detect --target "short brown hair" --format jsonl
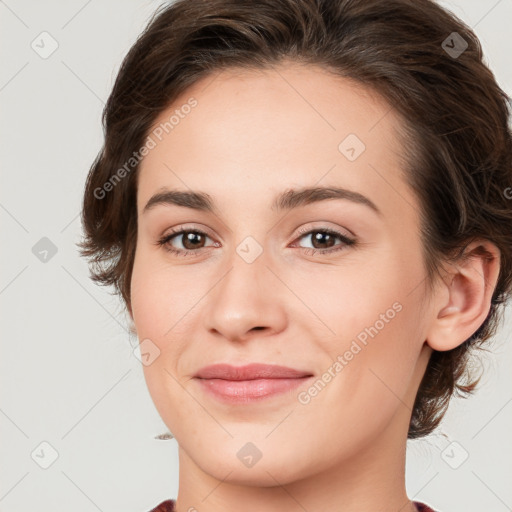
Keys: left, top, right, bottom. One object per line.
{"left": 78, "top": 0, "right": 512, "bottom": 438}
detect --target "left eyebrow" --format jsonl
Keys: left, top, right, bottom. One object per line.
{"left": 142, "top": 186, "right": 382, "bottom": 217}
{"left": 271, "top": 186, "right": 382, "bottom": 217}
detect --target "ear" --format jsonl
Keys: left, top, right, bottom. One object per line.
{"left": 426, "top": 239, "right": 501, "bottom": 352}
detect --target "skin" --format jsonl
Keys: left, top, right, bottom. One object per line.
{"left": 129, "top": 61, "right": 500, "bottom": 512}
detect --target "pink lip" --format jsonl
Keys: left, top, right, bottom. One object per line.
{"left": 194, "top": 363, "right": 314, "bottom": 404}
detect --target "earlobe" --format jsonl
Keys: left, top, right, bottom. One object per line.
{"left": 426, "top": 240, "right": 500, "bottom": 352}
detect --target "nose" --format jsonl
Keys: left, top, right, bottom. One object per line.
{"left": 202, "top": 249, "right": 288, "bottom": 343}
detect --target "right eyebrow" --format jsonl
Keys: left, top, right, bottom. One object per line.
{"left": 142, "top": 189, "right": 218, "bottom": 215}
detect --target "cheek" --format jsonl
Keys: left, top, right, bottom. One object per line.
{"left": 291, "top": 289, "right": 422, "bottom": 463}
{"left": 130, "top": 251, "right": 199, "bottom": 429}
{"left": 289, "top": 248, "right": 415, "bottom": 344}
{"left": 130, "top": 246, "right": 197, "bottom": 340}
{"left": 129, "top": 246, "right": 212, "bottom": 401}
{"left": 295, "top": 248, "right": 424, "bottom": 402}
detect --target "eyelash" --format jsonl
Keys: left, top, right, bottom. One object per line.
{"left": 156, "top": 225, "right": 356, "bottom": 257}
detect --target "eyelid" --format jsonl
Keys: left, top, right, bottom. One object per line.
{"left": 157, "top": 222, "right": 356, "bottom": 257}
{"left": 161, "top": 223, "right": 217, "bottom": 241}
{"left": 292, "top": 222, "right": 354, "bottom": 240}
{"left": 297, "top": 221, "right": 356, "bottom": 237}
{"left": 155, "top": 224, "right": 218, "bottom": 255}
{"left": 289, "top": 225, "right": 356, "bottom": 253}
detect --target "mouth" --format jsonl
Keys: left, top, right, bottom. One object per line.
{"left": 194, "top": 363, "right": 314, "bottom": 404}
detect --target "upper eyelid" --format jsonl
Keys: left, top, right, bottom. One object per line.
{"left": 165, "top": 224, "right": 215, "bottom": 238}
{"left": 295, "top": 223, "right": 354, "bottom": 238}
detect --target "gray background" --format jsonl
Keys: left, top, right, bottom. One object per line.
{"left": 0, "top": 1, "right": 511, "bottom": 511}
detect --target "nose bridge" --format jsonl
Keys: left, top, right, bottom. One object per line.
{"left": 202, "top": 238, "right": 287, "bottom": 340}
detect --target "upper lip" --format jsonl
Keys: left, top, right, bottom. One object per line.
{"left": 195, "top": 363, "right": 313, "bottom": 380}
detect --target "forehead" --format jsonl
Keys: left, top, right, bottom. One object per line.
{"left": 137, "top": 62, "right": 416, "bottom": 221}
{"left": 144, "top": 62, "right": 402, "bottom": 149}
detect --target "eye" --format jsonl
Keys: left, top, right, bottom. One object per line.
{"left": 156, "top": 226, "right": 217, "bottom": 257}
{"left": 291, "top": 227, "right": 356, "bottom": 256}
{"left": 156, "top": 225, "right": 356, "bottom": 257}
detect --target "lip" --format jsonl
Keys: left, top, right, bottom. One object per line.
{"left": 194, "top": 363, "right": 314, "bottom": 404}
{"left": 195, "top": 363, "right": 312, "bottom": 380}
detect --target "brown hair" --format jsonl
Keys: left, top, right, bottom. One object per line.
{"left": 78, "top": 0, "right": 512, "bottom": 438}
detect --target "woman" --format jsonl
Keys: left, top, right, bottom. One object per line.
{"left": 78, "top": 0, "right": 512, "bottom": 511}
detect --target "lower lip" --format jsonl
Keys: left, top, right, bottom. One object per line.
{"left": 195, "top": 377, "right": 313, "bottom": 404}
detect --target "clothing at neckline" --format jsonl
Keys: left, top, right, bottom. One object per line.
{"left": 148, "top": 498, "right": 439, "bottom": 511}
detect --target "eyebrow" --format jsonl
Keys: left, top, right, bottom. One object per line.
{"left": 142, "top": 186, "right": 381, "bottom": 217}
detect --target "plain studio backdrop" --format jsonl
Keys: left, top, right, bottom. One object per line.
{"left": 0, "top": 1, "right": 511, "bottom": 511}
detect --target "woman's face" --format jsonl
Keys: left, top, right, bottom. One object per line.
{"left": 130, "top": 62, "right": 435, "bottom": 484}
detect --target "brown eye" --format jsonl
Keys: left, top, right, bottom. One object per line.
{"left": 307, "top": 231, "right": 338, "bottom": 250}
{"left": 157, "top": 228, "right": 216, "bottom": 256}
{"left": 178, "top": 231, "right": 207, "bottom": 250}
{"left": 293, "top": 227, "right": 356, "bottom": 256}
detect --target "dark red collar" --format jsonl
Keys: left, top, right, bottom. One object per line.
{"left": 148, "top": 499, "right": 437, "bottom": 512}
